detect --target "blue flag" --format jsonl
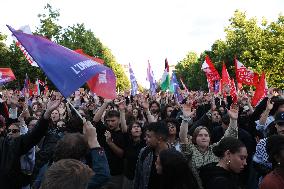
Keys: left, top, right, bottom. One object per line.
{"left": 129, "top": 63, "right": 138, "bottom": 96}
{"left": 170, "top": 72, "right": 183, "bottom": 102}
{"left": 146, "top": 61, "right": 157, "bottom": 96}
{"left": 8, "top": 25, "right": 111, "bottom": 98}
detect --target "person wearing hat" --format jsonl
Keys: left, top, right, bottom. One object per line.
{"left": 253, "top": 111, "right": 284, "bottom": 186}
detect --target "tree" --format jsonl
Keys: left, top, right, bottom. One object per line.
{"left": 210, "top": 10, "right": 284, "bottom": 88}
{"left": 0, "top": 32, "right": 9, "bottom": 67}
{"left": 36, "top": 3, "right": 62, "bottom": 41}
{"left": 177, "top": 10, "right": 284, "bottom": 90}
{"left": 175, "top": 52, "right": 207, "bottom": 90}
{"left": 2, "top": 3, "right": 130, "bottom": 91}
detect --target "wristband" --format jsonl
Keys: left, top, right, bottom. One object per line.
{"left": 180, "top": 115, "right": 192, "bottom": 124}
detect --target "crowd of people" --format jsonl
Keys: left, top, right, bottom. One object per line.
{"left": 0, "top": 87, "right": 284, "bottom": 189}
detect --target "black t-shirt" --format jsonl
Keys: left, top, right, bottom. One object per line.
{"left": 123, "top": 136, "right": 146, "bottom": 180}
{"left": 95, "top": 121, "right": 126, "bottom": 176}
{"left": 148, "top": 154, "right": 161, "bottom": 189}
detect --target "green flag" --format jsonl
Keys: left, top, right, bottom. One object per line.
{"left": 160, "top": 58, "right": 170, "bottom": 91}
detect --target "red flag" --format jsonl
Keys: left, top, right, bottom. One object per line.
{"left": 251, "top": 72, "right": 267, "bottom": 107}
{"left": 0, "top": 68, "right": 16, "bottom": 85}
{"left": 75, "top": 50, "right": 116, "bottom": 99}
{"left": 33, "top": 79, "right": 40, "bottom": 96}
{"left": 235, "top": 58, "right": 258, "bottom": 86}
{"left": 230, "top": 79, "right": 238, "bottom": 104}
{"left": 87, "top": 69, "right": 117, "bottom": 99}
{"left": 44, "top": 85, "right": 49, "bottom": 95}
{"left": 221, "top": 62, "right": 231, "bottom": 96}
{"left": 201, "top": 55, "right": 220, "bottom": 92}
{"left": 74, "top": 49, "right": 104, "bottom": 64}
{"left": 222, "top": 63, "right": 230, "bottom": 86}
{"left": 180, "top": 77, "right": 189, "bottom": 93}
{"left": 237, "top": 82, "right": 243, "bottom": 92}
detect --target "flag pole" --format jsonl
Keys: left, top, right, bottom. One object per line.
{"left": 65, "top": 100, "right": 84, "bottom": 121}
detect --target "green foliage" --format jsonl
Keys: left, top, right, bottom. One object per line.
{"left": 36, "top": 3, "right": 62, "bottom": 41}
{"left": 175, "top": 52, "right": 207, "bottom": 90}
{"left": 137, "top": 83, "right": 145, "bottom": 93}
{"left": 176, "top": 10, "right": 284, "bottom": 90}
{"left": 0, "top": 3, "right": 130, "bottom": 91}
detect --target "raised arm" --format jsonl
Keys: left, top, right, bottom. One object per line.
{"left": 117, "top": 101, "right": 128, "bottom": 133}
{"left": 142, "top": 99, "right": 155, "bottom": 123}
{"left": 83, "top": 121, "right": 110, "bottom": 188}
{"left": 93, "top": 99, "right": 112, "bottom": 123}
{"left": 188, "top": 100, "right": 214, "bottom": 135}
{"left": 212, "top": 105, "right": 239, "bottom": 147}
{"left": 179, "top": 104, "right": 195, "bottom": 144}
{"left": 18, "top": 98, "right": 62, "bottom": 155}
{"left": 259, "top": 98, "right": 273, "bottom": 126}
{"left": 225, "top": 105, "right": 238, "bottom": 136}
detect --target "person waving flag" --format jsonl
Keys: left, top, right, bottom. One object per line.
{"left": 8, "top": 25, "right": 116, "bottom": 98}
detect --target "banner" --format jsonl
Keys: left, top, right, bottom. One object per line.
{"left": 8, "top": 25, "right": 113, "bottom": 98}
{"left": 0, "top": 68, "right": 16, "bottom": 85}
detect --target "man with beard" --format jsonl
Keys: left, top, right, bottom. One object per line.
{"left": 133, "top": 121, "right": 169, "bottom": 189}
{"left": 149, "top": 101, "right": 161, "bottom": 122}
{"left": 93, "top": 99, "right": 126, "bottom": 189}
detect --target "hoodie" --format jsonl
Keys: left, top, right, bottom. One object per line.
{"left": 199, "top": 163, "right": 241, "bottom": 189}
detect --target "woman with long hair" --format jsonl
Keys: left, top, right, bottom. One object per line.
{"left": 155, "top": 148, "right": 198, "bottom": 189}
{"left": 122, "top": 122, "right": 146, "bottom": 189}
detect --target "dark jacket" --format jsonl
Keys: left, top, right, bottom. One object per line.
{"left": 87, "top": 148, "right": 111, "bottom": 188}
{"left": 133, "top": 146, "right": 154, "bottom": 189}
{"left": 199, "top": 162, "right": 241, "bottom": 189}
{"left": 33, "top": 126, "right": 63, "bottom": 179}
{"left": 211, "top": 126, "right": 256, "bottom": 187}
{"left": 0, "top": 117, "right": 49, "bottom": 189}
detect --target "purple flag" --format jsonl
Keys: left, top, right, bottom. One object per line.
{"left": 146, "top": 60, "right": 156, "bottom": 96}
{"left": 8, "top": 25, "right": 112, "bottom": 98}
{"left": 129, "top": 63, "right": 138, "bottom": 96}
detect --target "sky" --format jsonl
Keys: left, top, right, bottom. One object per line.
{"left": 0, "top": 0, "right": 283, "bottom": 87}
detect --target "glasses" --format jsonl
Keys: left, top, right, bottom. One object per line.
{"left": 8, "top": 129, "right": 20, "bottom": 133}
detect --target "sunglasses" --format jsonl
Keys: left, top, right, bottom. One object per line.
{"left": 8, "top": 129, "right": 20, "bottom": 133}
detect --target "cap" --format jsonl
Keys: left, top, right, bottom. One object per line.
{"left": 275, "top": 111, "right": 284, "bottom": 124}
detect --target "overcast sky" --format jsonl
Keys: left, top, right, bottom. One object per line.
{"left": 0, "top": 0, "right": 283, "bottom": 87}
